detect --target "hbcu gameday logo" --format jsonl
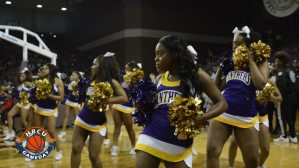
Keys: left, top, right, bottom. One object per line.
{"left": 15, "top": 127, "right": 56, "bottom": 160}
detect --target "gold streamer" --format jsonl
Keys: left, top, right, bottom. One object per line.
{"left": 168, "top": 95, "right": 205, "bottom": 140}
{"left": 250, "top": 40, "right": 271, "bottom": 63}
{"left": 72, "top": 82, "right": 78, "bottom": 95}
{"left": 256, "top": 83, "right": 275, "bottom": 105}
{"left": 35, "top": 79, "right": 53, "bottom": 100}
{"left": 19, "top": 91, "right": 29, "bottom": 106}
{"left": 123, "top": 68, "right": 144, "bottom": 86}
{"left": 87, "top": 82, "right": 114, "bottom": 112}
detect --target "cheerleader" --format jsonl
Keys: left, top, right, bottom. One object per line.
{"left": 71, "top": 52, "right": 128, "bottom": 168}
{"left": 110, "top": 61, "right": 138, "bottom": 156}
{"left": 58, "top": 71, "right": 84, "bottom": 138}
{"left": 4, "top": 68, "right": 32, "bottom": 140}
{"left": 27, "top": 67, "right": 44, "bottom": 130}
{"left": 33, "top": 64, "right": 64, "bottom": 160}
{"left": 134, "top": 35, "right": 227, "bottom": 168}
{"left": 210, "top": 26, "right": 269, "bottom": 168}
{"left": 228, "top": 78, "right": 282, "bottom": 168}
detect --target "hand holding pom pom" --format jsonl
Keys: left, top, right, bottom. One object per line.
{"left": 88, "top": 82, "right": 113, "bottom": 112}
{"left": 220, "top": 51, "right": 234, "bottom": 76}
{"left": 19, "top": 91, "right": 29, "bottom": 106}
{"left": 72, "top": 82, "right": 78, "bottom": 96}
{"left": 168, "top": 95, "right": 206, "bottom": 140}
{"left": 249, "top": 40, "right": 271, "bottom": 63}
{"left": 123, "top": 68, "right": 144, "bottom": 86}
{"left": 233, "top": 45, "right": 249, "bottom": 69}
{"left": 256, "top": 83, "right": 275, "bottom": 105}
{"left": 35, "top": 79, "right": 53, "bottom": 100}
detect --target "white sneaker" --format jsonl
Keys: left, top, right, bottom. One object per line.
{"left": 58, "top": 131, "right": 66, "bottom": 138}
{"left": 191, "top": 147, "right": 198, "bottom": 156}
{"left": 4, "top": 133, "right": 15, "bottom": 141}
{"left": 110, "top": 146, "right": 118, "bottom": 156}
{"left": 24, "top": 158, "right": 32, "bottom": 162}
{"left": 258, "top": 165, "right": 267, "bottom": 168}
{"left": 129, "top": 146, "right": 136, "bottom": 155}
{"left": 103, "top": 139, "right": 110, "bottom": 145}
{"left": 55, "top": 151, "right": 63, "bottom": 160}
{"left": 290, "top": 137, "right": 298, "bottom": 143}
{"left": 3, "top": 129, "right": 8, "bottom": 134}
{"left": 4, "top": 129, "right": 14, "bottom": 135}
{"left": 273, "top": 136, "right": 289, "bottom": 143}
{"left": 85, "top": 135, "right": 90, "bottom": 144}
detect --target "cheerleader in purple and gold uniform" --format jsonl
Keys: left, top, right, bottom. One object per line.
{"left": 111, "top": 61, "right": 139, "bottom": 156}
{"left": 134, "top": 35, "right": 227, "bottom": 168}
{"left": 228, "top": 78, "right": 282, "bottom": 168}
{"left": 209, "top": 26, "right": 269, "bottom": 168}
{"left": 4, "top": 68, "right": 32, "bottom": 141}
{"left": 58, "top": 71, "right": 84, "bottom": 138}
{"left": 34, "top": 64, "right": 64, "bottom": 160}
{"left": 71, "top": 52, "right": 128, "bottom": 168}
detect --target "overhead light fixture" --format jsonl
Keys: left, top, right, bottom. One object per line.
{"left": 37, "top": 5, "right": 42, "bottom": 8}
{"left": 41, "top": 34, "right": 43, "bottom": 36}
{"left": 61, "top": 7, "right": 67, "bottom": 11}
{"left": 6, "top": 1, "right": 11, "bottom": 4}
{"left": 54, "top": 35, "right": 56, "bottom": 37}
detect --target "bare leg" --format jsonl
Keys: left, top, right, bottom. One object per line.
{"left": 112, "top": 108, "right": 122, "bottom": 146}
{"left": 71, "top": 125, "right": 89, "bottom": 168}
{"left": 122, "top": 112, "right": 135, "bottom": 146}
{"left": 20, "top": 108, "right": 29, "bottom": 129}
{"left": 47, "top": 115, "right": 60, "bottom": 152}
{"left": 206, "top": 120, "right": 232, "bottom": 168}
{"left": 88, "top": 130, "right": 105, "bottom": 168}
{"left": 26, "top": 106, "right": 34, "bottom": 130}
{"left": 135, "top": 151, "right": 161, "bottom": 168}
{"left": 164, "top": 160, "right": 188, "bottom": 168}
{"left": 258, "top": 124, "right": 270, "bottom": 167}
{"left": 62, "top": 105, "right": 71, "bottom": 132}
{"left": 234, "top": 126, "right": 259, "bottom": 168}
{"left": 33, "top": 112, "right": 45, "bottom": 127}
{"left": 7, "top": 105, "right": 21, "bottom": 133}
{"left": 228, "top": 133, "right": 239, "bottom": 167}
{"left": 72, "top": 106, "right": 79, "bottom": 118}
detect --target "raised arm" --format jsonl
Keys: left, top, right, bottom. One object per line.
{"left": 214, "top": 67, "right": 226, "bottom": 92}
{"left": 248, "top": 51, "right": 269, "bottom": 90}
{"left": 47, "top": 79, "right": 64, "bottom": 102}
{"left": 195, "top": 69, "right": 228, "bottom": 126}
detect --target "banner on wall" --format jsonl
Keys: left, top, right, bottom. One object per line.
{"left": 263, "top": 0, "right": 299, "bottom": 17}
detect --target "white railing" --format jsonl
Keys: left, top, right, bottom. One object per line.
{"left": 0, "top": 25, "right": 57, "bottom": 65}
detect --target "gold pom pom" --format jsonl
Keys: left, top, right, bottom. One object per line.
{"left": 256, "top": 83, "right": 275, "bottom": 105}
{"left": 123, "top": 68, "right": 144, "bottom": 86}
{"left": 88, "top": 82, "right": 114, "bottom": 112}
{"left": 35, "top": 79, "right": 53, "bottom": 100}
{"left": 168, "top": 95, "right": 205, "bottom": 140}
{"left": 233, "top": 45, "right": 249, "bottom": 69}
{"left": 250, "top": 40, "right": 271, "bottom": 63}
{"left": 72, "top": 82, "right": 78, "bottom": 96}
{"left": 19, "top": 91, "right": 29, "bottom": 106}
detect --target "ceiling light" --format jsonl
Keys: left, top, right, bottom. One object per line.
{"left": 41, "top": 34, "right": 43, "bottom": 36}
{"left": 54, "top": 35, "right": 56, "bottom": 37}
{"left": 6, "top": 1, "right": 11, "bottom": 4}
{"left": 37, "top": 5, "right": 42, "bottom": 8}
{"left": 61, "top": 7, "right": 67, "bottom": 11}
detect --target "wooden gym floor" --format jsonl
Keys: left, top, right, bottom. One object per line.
{"left": 0, "top": 111, "right": 298, "bottom": 168}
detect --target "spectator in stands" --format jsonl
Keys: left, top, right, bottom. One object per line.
{"left": 292, "top": 58, "right": 299, "bottom": 125}
{"left": 28, "top": 62, "right": 35, "bottom": 73}
{"left": 206, "top": 67, "right": 216, "bottom": 80}
{"left": 0, "top": 94, "right": 14, "bottom": 124}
